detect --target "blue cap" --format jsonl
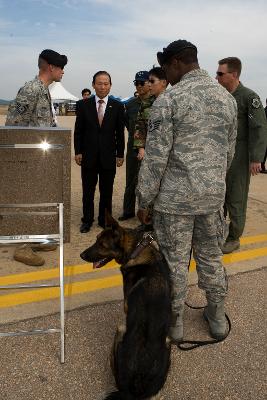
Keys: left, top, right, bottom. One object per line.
{"left": 134, "top": 71, "right": 149, "bottom": 82}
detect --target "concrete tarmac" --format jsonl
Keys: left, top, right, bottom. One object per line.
{"left": 0, "top": 267, "right": 266, "bottom": 400}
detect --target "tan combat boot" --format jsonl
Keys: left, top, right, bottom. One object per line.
{"left": 31, "top": 243, "right": 58, "bottom": 252}
{"left": 14, "top": 244, "right": 45, "bottom": 266}
{"left": 169, "top": 305, "right": 184, "bottom": 342}
{"left": 203, "top": 299, "right": 227, "bottom": 340}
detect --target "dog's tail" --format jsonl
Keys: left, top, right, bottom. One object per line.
{"left": 104, "top": 391, "right": 135, "bottom": 400}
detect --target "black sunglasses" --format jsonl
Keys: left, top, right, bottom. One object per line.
{"left": 134, "top": 81, "right": 147, "bottom": 86}
{"left": 216, "top": 71, "right": 230, "bottom": 76}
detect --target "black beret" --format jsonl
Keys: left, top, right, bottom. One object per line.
{"left": 39, "top": 49, "right": 68, "bottom": 68}
{"left": 157, "top": 40, "right": 197, "bottom": 66}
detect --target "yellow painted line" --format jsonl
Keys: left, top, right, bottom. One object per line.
{"left": 0, "top": 235, "right": 267, "bottom": 286}
{"left": 240, "top": 234, "right": 267, "bottom": 245}
{"left": 0, "top": 275, "right": 122, "bottom": 308}
{"left": 0, "top": 234, "right": 266, "bottom": 286}
{"left": 0, "top": 247, "right": 266, "bottom": 309}
{"left": 223, "top": 246, "right": 267, "bottom": 264}
{"left": 188, "top": 246, "right": 267, "bottom": 271}
{"left": 0, "top": 259, "right": 119, "bottom": 286}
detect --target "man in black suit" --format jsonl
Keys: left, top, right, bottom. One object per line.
{"left": 75, "top": 88, "right": 91, "bottom": 115}
{"left": 74, "top": 71, "right": 125, "bottom": 233}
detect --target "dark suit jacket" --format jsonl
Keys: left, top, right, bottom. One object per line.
{"left": 75, "top": 99, "right": 83, "bottom": 115}
{"left": 74, "top": 96, "right": 125, "bottom": 169}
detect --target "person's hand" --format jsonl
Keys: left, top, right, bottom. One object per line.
{"left": 137, "top": 208, "right": 152, "bottom": 225}
{"left": 250, "top": 162, "right": 261, "bottom": 176}
{"left": 75, "top": 154, "right": 82, "bottom": 166}
{"left": 116, "top": 157, "right": 124, "bottom": 167}
{"left": 137, "top": 148, "right": 145, "bottom": 161}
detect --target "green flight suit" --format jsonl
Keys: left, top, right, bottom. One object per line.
{"left": 122, "top": 97, "right": 141, "bottom": 215}
{"left": 225, "top": 83, "right": 267, "bottom": 241}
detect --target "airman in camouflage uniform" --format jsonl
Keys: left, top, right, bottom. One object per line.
{"left": 133, "top": 95, "right": 155, "bottom": 150}
{"left": 5, "top": 49, "right": 68, "bottom": 267}
{"left": 6, "top": 49, "right": 67, "bottom": 127}
{"left": 216, "top": 57, "right": 267, "bottom": 253}
{"left": 6, "top": 76, "right": 56, "bottom": 127}
{"left": 137, "top": 40, "right": 237, "bottom": 341}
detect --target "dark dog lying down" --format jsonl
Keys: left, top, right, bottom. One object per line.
{"left": 80, "top": 214, "right": 172, "bottom": 399}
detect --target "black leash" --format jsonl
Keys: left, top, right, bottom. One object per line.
{"left": 172, "top": 246, "right": 232, "bottom": 351}
{"left": 173, "top": 309, "right": 231, "bottom": 351}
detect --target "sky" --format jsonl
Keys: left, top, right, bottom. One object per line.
{"left": 0, "top": 0, "right": 267, "bottom": 102}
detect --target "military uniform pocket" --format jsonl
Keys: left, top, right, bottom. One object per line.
{"left": 216, "top": 208, "right": 226, "bottom": 250}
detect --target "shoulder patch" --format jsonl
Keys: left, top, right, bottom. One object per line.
{"left": 16, "top": 103, "right": 29, "bottom": 114}
{"left": 148, "top": 118, "right": 161, "bottom": 133}
{"left": 251, "top": 98, "right": 260, "bottom": 109}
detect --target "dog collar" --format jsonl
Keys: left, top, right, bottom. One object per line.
{"left": 129, "top": 232, "right": 155, "bottom": 260}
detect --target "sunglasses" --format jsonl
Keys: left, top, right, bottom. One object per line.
{"left": 216, "top": 71, "right": 230, "bottom": 76}
{"left": 134, "top": 81, "right": 147, "bottom": 87}
{"left": 149, "top": 79, "right": 160, "bottom": 84}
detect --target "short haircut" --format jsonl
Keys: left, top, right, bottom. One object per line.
{"left": 218, "top": 57, "right": 242, "bottom": 77}
{"left": 148, "top": 66, "right": 167, "bottom": 80}
{"left": 173, "top": 48, "right": 198, "bottom": 65}
{"left": 38, "top": 57, "right": 48, "bottom": 69}
{"left": 82, "top": 88, "right": 91, "bottom": 96}
{"left": 92, "top": 71, "right": 112, "bottom": 84}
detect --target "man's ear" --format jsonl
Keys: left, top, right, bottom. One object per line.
{"left": 105, "top": 209, "right": 119, "bottom": 229}
{"left": 232, "top": 71, "right": 239, "bottom": 79}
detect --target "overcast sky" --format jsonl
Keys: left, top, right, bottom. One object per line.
{"left": 0, "top": 0, "right": 266, "bottom": 102}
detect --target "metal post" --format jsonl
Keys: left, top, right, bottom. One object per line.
{"left": 59, "top": 202, "right": 65, "bottom": 363}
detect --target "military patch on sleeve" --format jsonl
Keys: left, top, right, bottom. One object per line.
{"left": 251, "top": 98, "right": 260, "bottom": 109}
{"left": 148, "top": 118, "right": 161, "bottom": 133}
{"left": 16, "top": 103, "right": 29, "bottom": 114}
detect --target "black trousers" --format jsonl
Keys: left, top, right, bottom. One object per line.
{"left": 261, "top": 147, "right": 267, "bottom": 170}
{"left": 122, "top": 138, "right": 140, "bottom": 215}
{"left": 81, "top": 164, "right": 116, "bottom": 225}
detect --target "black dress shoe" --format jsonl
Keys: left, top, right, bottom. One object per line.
{"left": 98, "top": 222, "right": 105, "bottom": 229}
{"left": 118, "top": 213, "right": 135, "bottom": 221}
{"left": 80, "top": 223, "right": 91, "bottom": 233}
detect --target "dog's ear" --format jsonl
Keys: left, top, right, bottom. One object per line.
{"left": 105, "top": 209, "right": 119, "bottom": 229}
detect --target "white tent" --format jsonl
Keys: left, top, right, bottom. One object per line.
{"left": 49, "top": 82, "right": 78, "bottom": 102}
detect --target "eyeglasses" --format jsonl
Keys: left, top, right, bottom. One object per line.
{"left": 149, "top": 79, "right": 160, "bottom": 84}
{"left": 134, "top": 81, "right": 147, "bottom": 87}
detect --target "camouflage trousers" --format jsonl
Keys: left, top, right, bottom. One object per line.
{"left": 153, "top": 210, "right": 227, "bottom": 313}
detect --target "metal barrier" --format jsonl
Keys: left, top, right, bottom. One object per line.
{"left": 0, "top": 203, "right": 65, "bottom": 363}
{"left": 0, "top": 133, "right": 70, "bottom": 364}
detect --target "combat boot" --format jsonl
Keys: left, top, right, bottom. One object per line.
{"left": 169, "top": 305, "right": 184, "bottom": 342}
{"left": 31, "top": 243, "right": 58, "bottom": 252}
{"left": 203, "top": 299, "right": 227, "bottom": 340}
{"left": 222, "top": 239, "right": 240, "bottom": 254}
{"left": 14, "top": 244, "right": 45, "bottom": 266}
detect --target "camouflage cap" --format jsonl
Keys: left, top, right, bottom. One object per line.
{"left": 39, "top": 49, "right": 68, "bottom": 68}
{"left": 157, "top": 40, "right": 197, "bottom": 66}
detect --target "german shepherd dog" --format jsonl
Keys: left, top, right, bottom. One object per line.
{"left": 80, "top": 213, "right": 172, "bottom": 400}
